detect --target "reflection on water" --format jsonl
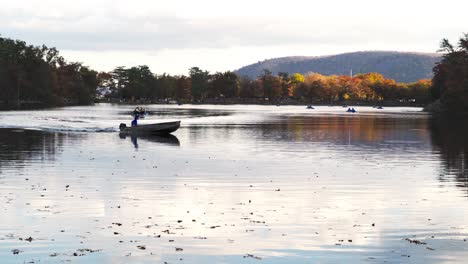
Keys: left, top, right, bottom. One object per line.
{"left": 0, "top": 105, "right": 467, "bottom": 264}
{"left": 119, "top": 133, "right": 181, "bottom": 149}
{"left": 242, "top": 115, "right": 427, "bottom": 146}
{"left": 0, "top": 129, "right": 85, "bottom": 171}
{"left": 430, "top": 117, "right": 468, "bottom": 194}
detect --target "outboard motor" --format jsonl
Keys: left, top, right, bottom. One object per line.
{"left": 119, "top": 123, "right": 127, "bottom": 131}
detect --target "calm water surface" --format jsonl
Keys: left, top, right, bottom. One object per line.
{"left": 0, "top": 104, "right": 467, "bottom": 264}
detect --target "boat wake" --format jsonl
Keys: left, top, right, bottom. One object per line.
{"left": 0, "top": 125, "right": 118, "bottom": 133}
{"left": 0, "top": 109, "right": 122, "bottom": 133}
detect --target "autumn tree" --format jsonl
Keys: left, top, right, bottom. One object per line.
{"left": 259, "top": 69, "right": 281, "bottom": 99}
{"left": 278, "top": 72, "right": 291, "bottom": 98}
{"left": 408, "top": 79, "right": 431, "bottom": 104}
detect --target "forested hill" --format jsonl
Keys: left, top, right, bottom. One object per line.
{"left": 235, "top": 51, "right": 441, "bottom": 83}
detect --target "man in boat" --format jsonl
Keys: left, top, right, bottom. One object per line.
{"left": 131, "top": 114, "right": 139, "bottom": 127}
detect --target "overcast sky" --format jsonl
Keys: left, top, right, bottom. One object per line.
{"left": 1, "top": 0, "right": 466, "bottom": 74}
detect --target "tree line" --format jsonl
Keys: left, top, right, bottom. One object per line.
{"left": 430, "top": 33, "right": 468, "bottom": 114}
{"left": 100, "top": 66, "right": 432, "bottom": 105}
{"left": 0, "top": 35, "right": 97, "bottom": 108}
{"left": 5, "top": 34, "right": 467, "bottom": 109}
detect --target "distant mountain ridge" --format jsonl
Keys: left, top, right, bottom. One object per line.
{"left": 234, "top": 51, "right": 441, "bottom": 83}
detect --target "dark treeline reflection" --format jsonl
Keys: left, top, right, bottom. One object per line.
{"left": 0, "top": 129, "right": 84, "bottom": 170}
{"left": 430, "top": 117, "right": 468, "bottom": 192}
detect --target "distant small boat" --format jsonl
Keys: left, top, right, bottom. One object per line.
{"left": 119, "top": 121, "right": 180, "bottom": 135}
{"left": 306, "top": 105, "right": 314, "bottom": 109}
{"left": 346, "top": 108, "right": 356, "bottom": 113}
{"left": 377, "top": 106, "right": 384, "bottom": 109}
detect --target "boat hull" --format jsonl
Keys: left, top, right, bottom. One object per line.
{"left": 119, "top": 121, "right": 180, "bottom": 135}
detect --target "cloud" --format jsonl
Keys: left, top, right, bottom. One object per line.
{"left": 0, "top": 11, "right": 456, "bottom": 53}
{"left": 0, "top": 0, "right": 465, "bottom": 53}
{"left": 0, "top": 14, "right": 316, "bottom": 50}
{"left": 1, "top": 0, "right": 466, "bottom": 73}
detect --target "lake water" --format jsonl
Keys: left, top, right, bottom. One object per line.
{"left": 0, "top": 104, "right": 467, "bottom": 264}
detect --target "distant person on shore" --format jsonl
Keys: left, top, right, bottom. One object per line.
{"left": 131, "top": 115, "right": 139, "bottom": 127}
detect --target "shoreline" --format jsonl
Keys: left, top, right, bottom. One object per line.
{"left": 0, "top": 100, "right": 427, "bottom": 111}
{"left": 101, "top": 97, "right": 428, "bottom": 107}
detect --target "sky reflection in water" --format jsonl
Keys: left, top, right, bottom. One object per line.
{"left": 0, "top": 104, "right": 467, "bottom": 264}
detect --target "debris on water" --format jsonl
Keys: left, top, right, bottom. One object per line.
{"left": 12, "top": 249, "right": 21, "bottom": 255}
{"left": 244, "top": 254, "right": 262, "bottom": 260}
{"left": 426, "top": 247, "right": 435, "bottom": 251}
{"left": 175, "top": 247, "right": 183, "bottom": 251}
{"left": 405, "top": 238, "right": 427, "bottom": 245}
{"left": 112, "top": 222, "right": 122, "bottom": 226}
{"left": 77, "top": 248, "right": 101, "bottom": 253}
{"left": 137, "top": 245, "right": 146, "bottom": 250}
